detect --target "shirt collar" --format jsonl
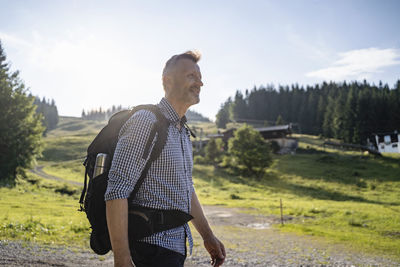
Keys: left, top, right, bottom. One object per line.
{"left": 159, "top": 97, "right": 187, "bottom": 126}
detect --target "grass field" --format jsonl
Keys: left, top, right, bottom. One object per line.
{"left": 0, "top": 174, "right": 88, "bottom": 247}
{"left": 1, "top": 116, "right": 399, "bottom": 259}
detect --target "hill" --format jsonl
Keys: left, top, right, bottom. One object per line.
{"left": 186, "top": 109, "right": 210, "bottom": 122}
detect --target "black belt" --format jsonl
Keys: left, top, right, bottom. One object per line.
{"left": 128, "top": 205, "right": 193, "bottom": 240}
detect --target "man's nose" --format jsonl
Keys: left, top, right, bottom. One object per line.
{"left": 196, "top": 78, "right": 203, "bottom": 87}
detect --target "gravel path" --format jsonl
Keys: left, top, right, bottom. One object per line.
{"left": 186, "top": 206, "right": 398, "bottom": 266}
{"left": 1, "top": 205, "right": 398, "bottom": 266}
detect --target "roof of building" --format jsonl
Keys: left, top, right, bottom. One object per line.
{"left": 255, "top": 124, "right": 291, "bottom": 132}
{"left": 372, "top": 130, "right": 399, "bottom": 136}
{"left": 207, "top": 133, "right": 223, "bottom": 138}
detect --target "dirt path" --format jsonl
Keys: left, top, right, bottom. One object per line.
{"left": 14, "top": 167, "right": 398, "bottom": 266}
{"left": 30, "top": 166, "right": 82, "bottom": 186}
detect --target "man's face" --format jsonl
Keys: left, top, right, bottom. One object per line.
{"left": 170, "top": 58, "right": 203, "bottom": 106}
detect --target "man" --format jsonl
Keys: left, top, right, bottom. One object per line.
{"left": 105, "top": 51, "right": 226, "bottom": 267}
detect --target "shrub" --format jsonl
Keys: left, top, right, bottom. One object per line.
{"left": 205, "top": 138, "right": 225, "bottom": 164}
{"left": 194, "top": 155, "right": 207, "bottom": 165}
{"left": 230, "top": 193, "right": 242, "bottom": 200}
{"left": 220, "top": 155, "right": 234, "bottom": 168}
{"left": 228, "top": 124, "right": 272, "bottom": 176}
{"left": 55, "top": 184, "right": 77, "bottom": 196}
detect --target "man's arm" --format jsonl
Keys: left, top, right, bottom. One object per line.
{"left": 106, "top": 198, "right": 134, "bottom": 267}
{"left": 191, "top": 190, "right": 226, "bottom": 267}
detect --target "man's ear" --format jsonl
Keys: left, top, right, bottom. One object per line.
{"left": 163, "top": 75, "right": 172, "bottom": 91}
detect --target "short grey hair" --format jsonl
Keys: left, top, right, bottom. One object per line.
{"left": 162, "top": 50, "right": 201, "bottom": 77}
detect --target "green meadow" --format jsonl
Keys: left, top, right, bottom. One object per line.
{"left": 0, "top": 173, "right": 88, "bottom": 246}
{"left": 0, "top": 116, "right": 399, "bottom": 259}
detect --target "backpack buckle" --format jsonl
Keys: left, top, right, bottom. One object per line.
{"left": 83, "top": 156, "right": 88, "bottom": 166}
{"left": 153, "top": 211, "right": 164, "bottom": 225}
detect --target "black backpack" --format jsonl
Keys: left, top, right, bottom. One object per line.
{"left": 78, "top": 104, "right": 169, "bottom": 255}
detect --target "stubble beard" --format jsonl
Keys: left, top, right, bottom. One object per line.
{"left": 174, "top": 86, "right": 200, "bottom": 106}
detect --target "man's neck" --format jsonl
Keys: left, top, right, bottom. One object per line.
{"left": 165, "top": 96, "right": 190, "bottom": 118}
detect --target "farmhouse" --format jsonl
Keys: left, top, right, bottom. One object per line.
{"left": 194, "top": 124, "right": 298, "bottom": 154}
{"left": 373, "top": 131, "right": 400, "bottom": 153}
{"left": 204, "top": 124, "right": 297, "bottom": 154}
{"left": 254, "top": 124, "right": 298, "bottom": 153}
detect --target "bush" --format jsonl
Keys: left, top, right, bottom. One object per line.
{"left": 228, "top": 124, "right": 272, "bottom": 176}
{"left": 194, "top": 155, "right": 207, "bottom": 165}
{"left": 220, "top": 155, "right": 234, "bottom": 168}
{"left": 205, "top": 138, "right": 225, "bottom": 164}
{"left": 54, "top": 184, "right": 77, "bottom": 196}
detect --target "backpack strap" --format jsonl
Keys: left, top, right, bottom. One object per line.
{"left": 78, "top": 158, "right": 89, "bottom": 211}
{"left": 128, "top": 105, "right": 170, "bottom": 200}
{"left": 78, "top": 154, "right": 96, "bottom": 211}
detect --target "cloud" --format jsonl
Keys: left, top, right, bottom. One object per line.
{"left": 285, "top": 24, "right": 333, "bottom": 62}
{"left": 0, "top": 32, "right": 31, "bottom": 48}
{"left": 0, "top": 31, "right": 163, "bottom": 116}
{"left": 0, "top": 30, "right": 159, "bottom": 87}
{"left": 306, "top": 48, "right": 400, "bottom": 81}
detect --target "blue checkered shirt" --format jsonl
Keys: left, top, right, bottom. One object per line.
{"left": 104, "top": 98, "right": 194, "bottom": 256}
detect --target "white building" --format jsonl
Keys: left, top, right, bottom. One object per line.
{"left": 374, "top": 131, "right": 400, "bottom": 153}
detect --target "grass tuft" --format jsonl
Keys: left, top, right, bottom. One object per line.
{"left": 54, "top": 184, "right": 78, "bottom": 196}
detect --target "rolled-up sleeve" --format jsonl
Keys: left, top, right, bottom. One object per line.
{"left": 104, "top": 110, "right": 157, "bottom": 201}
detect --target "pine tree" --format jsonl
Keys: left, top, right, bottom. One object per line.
{"left": 332, "top": 90, "right": 347, "bottom": 139}
{"left": 216, "top": 98, "right": 231, "bottom": 129}
{"left": 231, "top": 90, "right": 248, "bottom": 121}
{"left": 32, "top": 96, "right": 59, "bottom": 134}
{"left": 322, "top": 96, "right": 335, "bottom": 138}
{"left": 0, "top": 40, "right": 44, "bottom": 181}
{"left": 342, "top": 86, "right": 357, "bottom": 143}
{"left": 275, "top": 115, "right": 284, "bottom": 125}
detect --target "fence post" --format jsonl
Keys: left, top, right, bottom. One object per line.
{"left": 280, "top": 198, "right": 284, "bottom": 226}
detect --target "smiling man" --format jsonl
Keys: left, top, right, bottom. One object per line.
{"left": 105, "top": 51, "right": 226, "bottom": 267}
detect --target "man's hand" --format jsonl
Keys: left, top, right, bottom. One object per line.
{"left": 114, "top": 256, "right": 134, "bottom": 267}
{"left": 204, "top": 235, "right": 226, "bottom": 267}
{"left": 191, "top": 191, "right": 226, "bottom": 266}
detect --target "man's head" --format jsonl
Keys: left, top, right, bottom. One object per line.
{"left": 162, "top": 50, "right": 203, "bottom": 108}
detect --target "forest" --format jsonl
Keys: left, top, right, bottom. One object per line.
{"left": 216, "top": 80, "right": 400, "bottom": 144}
{"left": 33, "top": 96, "right": 59, "bottom": 134}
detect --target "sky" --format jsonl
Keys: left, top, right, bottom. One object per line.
{"left": 0, "top": 0, "right": 399, "bottom": 120}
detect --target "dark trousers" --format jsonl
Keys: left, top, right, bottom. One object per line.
{"left": 129, "top": 241, "right": 185, "bottom": 267}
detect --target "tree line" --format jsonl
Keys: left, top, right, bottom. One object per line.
{"left": 81, "top": 105, "right": 124, "bottom": 121}
{"left": 216, "top": 80, "right": 400, "bottom": 145}
{"left": 82, "top": 105, "right": 210, "bottom": 122}
{"left": 33, "top": 96, "right": 59, "bottom": 134}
